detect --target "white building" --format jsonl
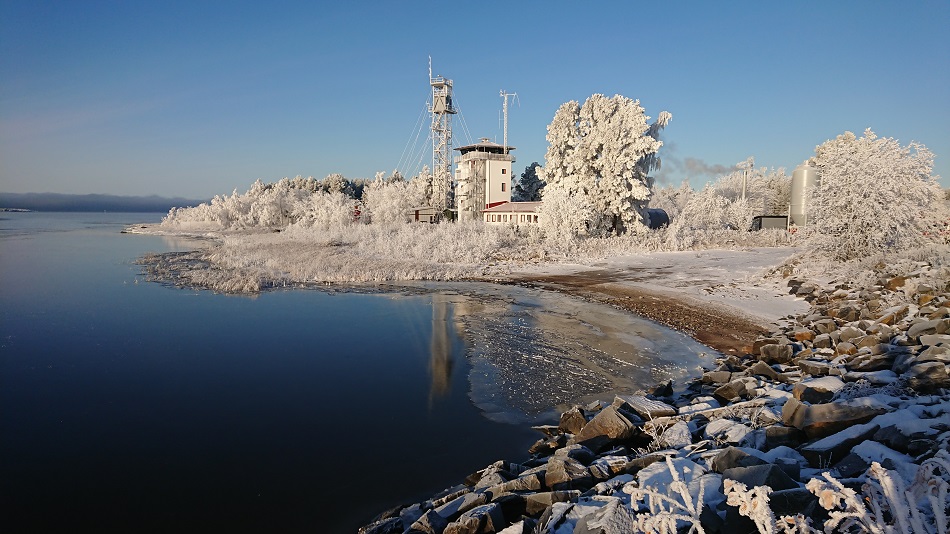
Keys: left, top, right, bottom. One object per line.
{"left": 454, "top": 139, "right": 515, "bottom": 219}
{"left": 482, "top": 201, "right": 541, "bottom": 225}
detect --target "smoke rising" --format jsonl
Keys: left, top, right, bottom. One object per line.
{"left": 683, "top": 158, "right": 739, "bottom": 176}
{"left": 653, "top": 142, "right": 741, "bottom": 187}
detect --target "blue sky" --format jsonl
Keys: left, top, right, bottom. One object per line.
{"left": 2, "top": 1, "right": 948, "bottom": 198}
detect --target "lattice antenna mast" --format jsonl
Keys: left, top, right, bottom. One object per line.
{"left": 500, "top": 90, "right": 518, "bottom": 155}
{"left": 429, "top": 60, "right": 457, "bottom": 213}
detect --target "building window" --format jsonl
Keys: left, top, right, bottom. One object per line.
{"left": 501, "top": 182, "right": 506, "bottom": 192}
{"left": 533, "top": 215, "right": 538, "bottom": 223}
{"left": 502, "top": 168, "right": 507, "bottom": 175}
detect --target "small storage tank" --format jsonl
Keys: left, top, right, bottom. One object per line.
{"left": 645, "top": 208, "right": 670, "bottom": 229}
{"left": 790, "top": 163, "right": 819, "bottom": 226}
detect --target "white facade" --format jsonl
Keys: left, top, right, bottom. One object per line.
{"left": 455, "top": 139, "right": 514, "bottom": 220}
{"left": 483, "top": 201, "right": 541, "bottom": 225}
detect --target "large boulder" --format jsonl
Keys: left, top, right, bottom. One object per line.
{"left": 792, "top": 376, "right": 845, "bottom": 404}
{"left": 760, "top": 344, "right": 795, "bottom": 364}
{"left": 443, "top": 503, "right": 505, "bottom": 534}
{"left": 524, "top": 491, "right": 579, "bottom": 516}
{"left": 436, "top": 492, "right": 489, "bottom": 522}
{"left": 573, "top": 498, "right": 637, "bottom": 534}
{"left": 903, "top": 362, "right": 950, "bottom": 391}
{"left": 705, "top": 419, "right": 753, "bottom": 445}
{"left": 559, "top": 406, "right": 587, "bottom": 435}
{"left": 409, "top": 509, "right": 450, "bottom": 534}
{"left": 711, "top": 447, "right": 767, "bottom": 473}
{"left": 613, "top": 394, "right": 676, "bottom": 419}
{"left": 799, "top": 423, "right": 880, "bottom": 467}
{"left": 545, "top": 456, "right": 592, "bottom": 491}
{"left": 722, "top": 464, "right": 799, "bottom": 492}
{"left": 571, "top": 406, "right": 640, "bottom": 450}
{"left": 782, "top": 397, "right": 890, "bottom": 439}
{"left": 798, "top": 359, "right": 834, "bottom": 377}
{"left": 907, "top": 319, "right": 941, "bottom": 339}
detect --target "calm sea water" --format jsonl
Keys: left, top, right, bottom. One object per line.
{"left": 0, "top": 212, "right": 714, "bottom": 533}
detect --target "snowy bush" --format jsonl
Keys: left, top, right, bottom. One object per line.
{"left": 361, "top": 172, "right": 422, "bottom": 225}
{"left": 162, "top": 176, "right": 362, "bottom": 231}
{"left": 659, "top": 163, "right": 792, "bottom": 250}
{"left": 541, "top": 94, "right": 671, "bottom": 235}
{"left": 289, "top": 190, "right": 358, "bottom": 232}
{"left": 537, "top": 183, "right": 597, "bottom": 251}
{"left": 807, "top": 129, "right": 948, "bottom": 261}
{"left": 651, "top": 181, "right": 694, "bottom": 221}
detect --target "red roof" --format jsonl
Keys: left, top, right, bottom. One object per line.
{"left": 482, "top": 201, "right": 541, "bottom": 213}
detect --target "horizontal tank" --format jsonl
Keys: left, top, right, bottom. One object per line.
{"left": 790, "top": 163, "right": 819, "bottom": 226}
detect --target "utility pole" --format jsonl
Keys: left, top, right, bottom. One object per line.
{"left": 500, "top": 90, "right": 518, "bottom": 155}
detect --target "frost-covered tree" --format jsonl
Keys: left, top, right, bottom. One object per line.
{"left": 541, "top": 94, "right": 671, "bottom": 235}
{"left": 659, "top": 162, "right": 790, "bottom": 249}
{"left": 409, "top": 166, "right": 434, "bottom": 207}
{"left": 706, "top": 160, "right": 791, "bottom": 216}
{"left": 362, "top": 171, "right": 420, "bottom": 225}
{"left": 513, "top": 162, "right": 545, "bottom": 202}
{"left": 807, "top": 129, "right": 947, "bottom": 260}
{"left": 323, "top": 173, "right": 351, "bottom": 196}
{"left": 650, "top": 180, "right": 694, "bottom": 220}
{"left": 291, "top": 190, "right": 358, "bottom": 231}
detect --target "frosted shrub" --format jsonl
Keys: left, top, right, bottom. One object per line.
{"left": 361, "top": 172, "right": 420, "bottom": 225}
{"left": 537, "top": 185, "right": 596, "bottom": 251}
{"left": 808, "top": 129, "right": 948, "bottom": 261}
{"left": 659, "top": 164, "right": 793, "bottom": 251}
{"left": 162, "top": 177, "right": 330, "bottom": 230}
{"left": 290, "top": 190, "right": 358, "bottom": 232}
{"left": 651, "top": 181, "right": 694, "bottom": 220}
{"left": 719, "top": 450, "right": 950, "bottom": 534}
{"left": 624, "top": 457, "right": 710, "bottom": 534}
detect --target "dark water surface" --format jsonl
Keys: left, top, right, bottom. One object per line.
{"left": 0, "top": 212, "right": 714, "bottom": 533}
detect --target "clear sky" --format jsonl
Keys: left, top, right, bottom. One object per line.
{"left": 2, "top": 0, "right": 948, "bottom": 198}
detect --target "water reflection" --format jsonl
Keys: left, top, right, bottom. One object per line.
{"left": 428, "top": 295, "right": 455, "bottom": 404}
{"left": 402, "top": 282, "right": 718, "bottom": 424}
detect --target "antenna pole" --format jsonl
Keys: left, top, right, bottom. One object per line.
{"left": 500, "top": 90, "right": 517, "bottom": 155}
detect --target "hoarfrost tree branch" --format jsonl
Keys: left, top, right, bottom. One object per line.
{"left": 807, "top": 129, "right": 947, "bottom": 261}
{"left": 541, "top": 94, "right": 671, "bottom": 236}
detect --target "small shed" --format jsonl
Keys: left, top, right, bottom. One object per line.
{"left": 750, "top": 215, "right": 788, "bottom": 231}
{"left": 409, "top": 206, "right": 440, "bottom": 223}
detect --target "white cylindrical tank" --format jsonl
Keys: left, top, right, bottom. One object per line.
{"left": 790, "top": 163, "right": 819, "bottom": 226}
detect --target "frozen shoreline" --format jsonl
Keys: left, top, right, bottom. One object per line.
{"left": 127, "top": 222, "right": 808, "bottom": 355}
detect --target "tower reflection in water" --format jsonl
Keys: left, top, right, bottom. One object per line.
{"left": 428, "top": 294, "right": 455, "bottom": 405}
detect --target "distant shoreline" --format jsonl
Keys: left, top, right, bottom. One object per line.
{"left": 0, "top": 192, "right": 207, "bottom": 213}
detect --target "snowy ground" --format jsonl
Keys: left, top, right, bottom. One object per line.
{"left": 508, "top": 247, "right": 809, "bottom": 329}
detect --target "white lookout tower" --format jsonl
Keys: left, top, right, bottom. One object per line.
{"left": 429, "top": 63, "right": 457, "bottom": 213}
{"left": 454, "top": 138, "right": 515, "bottom": 219}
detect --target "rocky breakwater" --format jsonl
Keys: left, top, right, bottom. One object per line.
{"left": 360, "top": 267, "right": 950, "bottom": 534}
